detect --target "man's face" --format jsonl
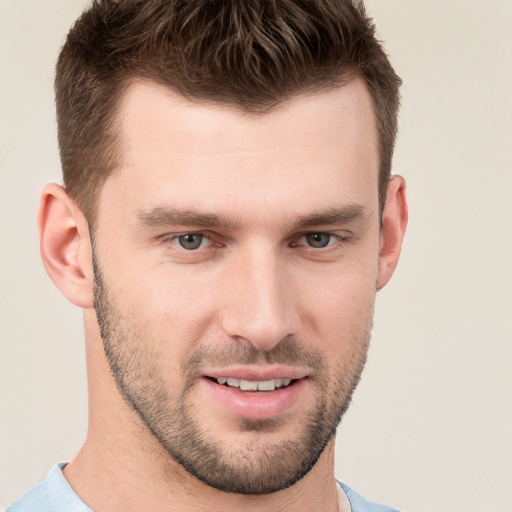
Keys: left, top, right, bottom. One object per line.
{"left": 92, "top": 79, "right": 381, "bottom": 494}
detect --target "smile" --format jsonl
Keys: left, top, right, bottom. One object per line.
{"left": 202, "top": 372, "right": 308, "bottom": 420}
{"left": 215, "top": 377, "right": 293, "bottom": 391}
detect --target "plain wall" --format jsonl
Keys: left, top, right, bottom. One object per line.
{"left": 1, "top": 1, "right": 511, "bottom": 510}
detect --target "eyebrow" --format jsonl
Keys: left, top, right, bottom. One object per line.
{"left": 293, "top": 204, "right": 369, "bottom": 229}
{"left": 136, "top": 203, "right": 369, "bottom": 231}
{"left": 136, "top": 206, "right": 241, "bottom": 231}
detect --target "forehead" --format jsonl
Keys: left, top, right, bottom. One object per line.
{"left": 99, "top": 79, "right": 379, "bottom": 226}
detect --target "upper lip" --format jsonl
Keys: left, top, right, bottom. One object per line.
{"left": 203, "top": 366, "right": 310, "bottom": 381}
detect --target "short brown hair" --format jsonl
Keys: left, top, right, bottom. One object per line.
{"left": 55, "top": 0, "right": 401, "bottom": 225}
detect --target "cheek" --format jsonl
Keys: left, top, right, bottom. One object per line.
{"left": 295, "top": 255, "right": 378, "bottom": 334}
{"left": 124, "top": 267, "right": 220, "bottom": 348}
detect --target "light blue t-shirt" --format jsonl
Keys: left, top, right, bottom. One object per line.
{"left": 7, "top": 464, "right": 91, "bottom": 512}
{"left": 7, "top": 463, "right": 401, "bottom": 512}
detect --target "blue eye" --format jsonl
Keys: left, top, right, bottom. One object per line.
{"left": 305, "top": 233, "right": 332, "bottom": 248}
{"left": 177, "top": 234, "right": 205, "bottom": 250}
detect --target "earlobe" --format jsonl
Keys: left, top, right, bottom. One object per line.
{"left": 38, "top": 183, "right": 94, "bottom": 308}
{"left": 377, "top": 175, "right": 408, "bottom": 290}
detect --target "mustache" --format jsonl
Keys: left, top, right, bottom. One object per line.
{"left": 183, "top": 336, "right": 324, "bottom": 375}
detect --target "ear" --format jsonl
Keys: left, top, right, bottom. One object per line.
{"left": 377, "top": 175, "right": 408, "bottom": 290}
{"left": 38, "top": 183, "right": 94, "bottom": 308}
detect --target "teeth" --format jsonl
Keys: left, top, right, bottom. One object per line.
{"left": 257, "top": 379, "right": 276, "bottom": 391}
{"left": 216, "top": 377, "right": 293, "bottom": 391}
{"left": 240, "top": 380, "right": 258, "bottom": 391}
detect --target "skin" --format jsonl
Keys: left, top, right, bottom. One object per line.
{"left": 38, "top": 77, "right": 407, "bottom": 512}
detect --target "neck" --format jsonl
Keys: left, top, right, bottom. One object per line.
{"left": 65, "top": 435, "right": 341, "bottom": 512}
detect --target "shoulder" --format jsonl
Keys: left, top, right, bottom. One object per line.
{"left": 338, "top": 481, "right": 402, "bottom": 512}
{"left": 7, "top": 463, "right": 91, "bottom": 512}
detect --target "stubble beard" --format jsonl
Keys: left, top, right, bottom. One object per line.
{"left": 92, "top": 250, "right": 372, "bottom": 495}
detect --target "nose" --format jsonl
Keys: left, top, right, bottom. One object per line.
{"left": 220, "top": 244, "right": 299, "bottom": 352}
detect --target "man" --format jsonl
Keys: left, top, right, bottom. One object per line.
{"left": 8, "top": 0, "right": 407, "bottom": 510}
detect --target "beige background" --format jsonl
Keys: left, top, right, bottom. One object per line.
{"left": 1, "top": 1, "right": 511, "bottom": 510}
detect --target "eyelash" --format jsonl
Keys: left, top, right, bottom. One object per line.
{"left": 164, "top": 232, "right": 219, "bottom": 251}
{"left": 292, "top": 232, "right": 346, "bottom": 249}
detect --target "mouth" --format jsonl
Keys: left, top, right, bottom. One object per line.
{"left": 208, "top": 376, "right": 296, "bottom": 392}
{"left": 200, "top": 369, "right": 309, "bottom": 420}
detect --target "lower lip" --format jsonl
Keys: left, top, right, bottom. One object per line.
{"left": 201, "top": 377, "right": 307, "bottom": 420}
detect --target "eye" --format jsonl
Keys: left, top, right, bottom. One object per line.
{"left": 176, "top": 233, "right": 208, "bottom": 250}
{"left": 303, "top": 233, "right": 334, "bottom": 248}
